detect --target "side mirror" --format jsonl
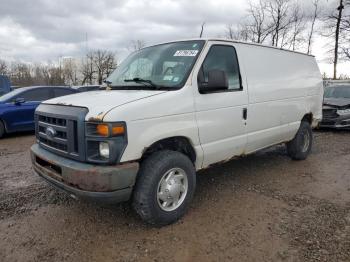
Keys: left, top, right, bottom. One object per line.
{"left": 14, "top": 97, "right": 25, "bottom": 105}
{"left": 199, "top": 70, "right": 229, "bottom": 93}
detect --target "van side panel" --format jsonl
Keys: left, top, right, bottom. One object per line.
{"left": 237, "top": 44, "right": 323, "bottom": 153}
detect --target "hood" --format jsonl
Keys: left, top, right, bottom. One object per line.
{"left": 44, "top": 90, "right": 167, "bottom": 120}
{"left": 323, "top": 98, "right": 350, "bottom": 108}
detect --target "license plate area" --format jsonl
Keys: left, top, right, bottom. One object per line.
{"left": 35, "top": 156, "right": 63, "bottom": 180}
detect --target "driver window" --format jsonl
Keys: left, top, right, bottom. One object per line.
{"left": 199, "top": 45, "right": 241, "bottom": 91}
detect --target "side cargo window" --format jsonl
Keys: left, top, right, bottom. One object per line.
{"left": 198, "top": 45, "right": 242, "bottom": 92}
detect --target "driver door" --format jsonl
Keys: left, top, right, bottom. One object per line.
{"left": 192, "top": 42, "right": 249, "bottom": 168}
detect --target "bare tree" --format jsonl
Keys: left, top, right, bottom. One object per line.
{"left": 226, "top": 24, "right": 235, "bottom": 39}
{"left": 81, "top": 52, "right": 95, "bottom": 85}
{"left": 289, "top": 4, "right": 307, "bottom": 51}
{"left": 93, "top": 50, "right": 117, "bottom": 85}
{"left": 129, "top": 40, "right": 146, "bottom": 52}
{"left": 62, "top": 59, "right": 79, "bottom": 86}
{"left": 340, "top": 0, "right": 350, "bottom": 59}
{"left": 267, "top": 0, "right": 293, "bottom": 47}
{"left": 32, "top": 64, "right": 49, "bottom": 85}
{"left": 10, "top": 63, "right": 34, "bottom": 86}
{"left": 246, "top": 0, "right": 272, "bottom": 43}
{"left": 47, "top": 65, "right": 65, "bottom": 86}
{"left": 225, "top": 0, "right": 312, "bottom": 52}
{"left": 81, "top": 50, "right": 117, "bottom": 85}
{"left": 326, "top": 0, "right": 346, "bottom": 79}
{"left": 334, "top": 0, "right": 346, "bottom": 79}
{"left": 307, "top": 0, "right": 321, "bottom": 54}
{"left": 93, "top": 50, "right": 108, "bottom": 85}
{"left": 225, "top": 23, "right": 250, "bottom": 41}
{"left": 104, "top": 53, "right": 117, "bottom": 78}
{"left": 0, "top": 60, "right": 8, "bottom": 75}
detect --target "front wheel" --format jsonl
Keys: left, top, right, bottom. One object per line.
{"left": 286, "top": 121, "right": 313, "bottom": 160}
{"left": 132, "top": 150, "right": 196, "bottom": 226}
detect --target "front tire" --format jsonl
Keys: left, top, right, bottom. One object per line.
{"left": 286, "top": 121, "right": 313, "bottom": 160}
{"left": 0, "top": 121, "right": 5, "bottom": 138}
{"left": 133, "top": 150, "right": 196, "bottom": 226}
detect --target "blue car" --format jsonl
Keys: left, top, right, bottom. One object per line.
{"left": 0, "top": 86, "right": 79, "bottom": 138}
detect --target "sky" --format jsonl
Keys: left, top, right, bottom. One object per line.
{"left": 0, "top": 0, "right": 349, "bottom": 77}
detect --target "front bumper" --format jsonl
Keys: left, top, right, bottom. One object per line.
{"left": 31, "top": 144, "right": 139, "bottom": 203}
{"left": 319, "top": 116, "right": 350, "bottom": 129}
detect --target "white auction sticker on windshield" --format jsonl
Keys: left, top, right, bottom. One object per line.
{"left": 174, "top": 50, "right": 199, "bottom": 57}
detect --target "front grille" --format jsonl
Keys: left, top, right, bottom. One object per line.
{"left": 322, "top": 108, "right": 338, "bottom": 119}
{"left": 39, "top": 137, "right": 68, "bottom": 151}
{"left": 35, "top": 104, "right": 87, "bottom": 162}
{"left": 38, "top": 115, "right": 67, "bottom": 127}
{"left": 37, "top": 114, "right": 78, "bottom": 154}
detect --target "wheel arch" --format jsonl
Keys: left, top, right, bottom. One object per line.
{"left": 141, "top": 136, "right": 197, "bottom": 164}
{"left": 301, "top": 113, "right": 313, "bottom": 125}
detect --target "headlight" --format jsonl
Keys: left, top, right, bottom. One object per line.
{"left": 99, "top": 142, "right": 110, "bottom": 159}
{"left": 85, "top": 122, "right": 127, "bottom": 164}
{"left": 337, "top": 109, "right": 350, "bottom": 116}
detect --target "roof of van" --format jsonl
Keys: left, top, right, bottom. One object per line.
{"left": 149, "top": 38, "right": 315, "bottom": 58}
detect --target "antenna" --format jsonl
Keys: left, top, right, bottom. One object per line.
{"left": 200, "top": 22, "right": 205, "bottom": 38}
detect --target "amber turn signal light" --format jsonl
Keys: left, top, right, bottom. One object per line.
{"left": 96, "top": 124, "right": 125, "bottom": 137}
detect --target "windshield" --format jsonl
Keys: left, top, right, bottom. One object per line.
{"left": 106, "top": 40, "right": 205, "bottom": 90}
{"left": 0, "top": 88, "right": 22, "bottom": 103}
{"left": 324, "top": 85, "right": 350, "bottom": 99}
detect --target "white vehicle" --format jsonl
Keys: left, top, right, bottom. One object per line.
{"left": 31, "top": 39, "right": 323, "bottom": 225}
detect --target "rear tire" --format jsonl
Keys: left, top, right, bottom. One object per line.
{"left": 287, "top": 121, "right": 313, "bottom": 160}
{"left": 133, "top": 150, "right": 196, "bottom": 226}
{"left": 0, "top": 121, "right": 5, "bottom": 138}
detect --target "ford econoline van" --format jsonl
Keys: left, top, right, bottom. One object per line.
{"left": 31, "top": 39, "right": 323, "bottom": 225}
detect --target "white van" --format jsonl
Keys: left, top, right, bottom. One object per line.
{"left": 31, "top": 39, "right": 323, "bottom": 225}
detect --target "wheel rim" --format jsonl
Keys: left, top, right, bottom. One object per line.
{"left": 157, "top": 168, "right": 188, "bottom": 212}
{"left": 301, "top": 130, "right": 310, "bottom": 153}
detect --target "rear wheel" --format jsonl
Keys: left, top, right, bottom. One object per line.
{"left": 132, "top": 150, "right": 196, "bottom": 226}
{"left": 0, "top": 121, "right": 5, "bottom": 138}
{"left": 286, "top": 121, "right": 313, "bottom": 160}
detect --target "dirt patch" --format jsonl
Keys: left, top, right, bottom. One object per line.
{"left": 289, "top": 200, "right": 350, "bottom": 262}
{"left": 0, "top": 130, "right": 349, "bottom": 261}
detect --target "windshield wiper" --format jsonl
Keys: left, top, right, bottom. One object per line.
{"left": 124, "top": 78, "right": 161, "bottom": 89}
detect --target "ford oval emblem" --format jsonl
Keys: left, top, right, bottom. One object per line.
{"left": 45, "top": 126, "right": 57, "bottom": 139}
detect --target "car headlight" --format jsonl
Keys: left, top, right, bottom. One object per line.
{"left": 99, "top": 142, "right": 110, "bottom": 159}
{"left": 337, "top": 109, "right": 350, "bottom": 116}
{"left": 85, "top": 122, "right": 127, "bottom": 164}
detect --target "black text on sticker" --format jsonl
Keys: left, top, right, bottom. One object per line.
{"left": 174, "top": 50, "right": 199, "bottom": 57}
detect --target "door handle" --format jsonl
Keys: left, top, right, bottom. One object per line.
{"left": 243, "top": 108, "right": 248, "bottom": 120}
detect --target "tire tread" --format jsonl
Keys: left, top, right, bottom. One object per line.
{"left": 287, "top": 121, "right": 313, "bottom": 160}
{"left": 133, "top": 150, "right": 196, "bottom": 226}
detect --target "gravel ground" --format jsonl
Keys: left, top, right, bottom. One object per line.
{"left": 0, "top": 130, "right": 349, "bottom": 262}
